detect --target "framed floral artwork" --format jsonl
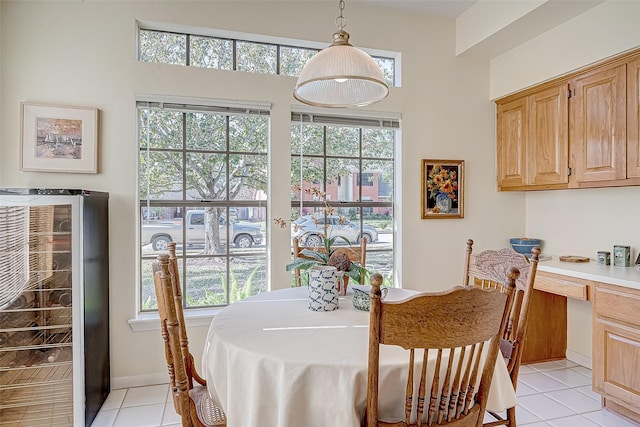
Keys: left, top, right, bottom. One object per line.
{"left": 20, "top": 102, "right": 99, "bottom": 173}
{"left": 421, "top": 159, "right": 464, "bottom": 219}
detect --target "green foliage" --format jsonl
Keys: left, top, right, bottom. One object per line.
{"left": 141, "top": 294, "right": 156, "bottom": 311}
{"left": 139, "top": 29, "right": 394, "bottom": 86}
{"left": 139, "top": 29, "right": 186, "bottom": 65}
{"left": 190, "top": 36, "right": 233, "bottom": 70}
{"left": 230, "top": 265, "right": 261, "bottom": 303}
{"left": 187, "top": 288, "right": 226, "bottom": 307}
{"left": 287, "top": 233, "right": 368, "bottom": 284}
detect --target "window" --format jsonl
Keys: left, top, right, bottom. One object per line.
{"left": 357, "top": 173, "right": 375, "bottom": 186}
{"left": 138, "top": 100, "right": 269, "bottom": 312}
{"left": 290, "top": 112, "right": 397, "bottom": 286}
{"left": 138, "top": 28, "right": 397, "bottom": 87}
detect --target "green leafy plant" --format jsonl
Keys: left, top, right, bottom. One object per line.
{"left": 285, "top": 234, "right": 368, "bottom": 284}
{"left": 274, "top": 186, "right": 369, "bottom": 284}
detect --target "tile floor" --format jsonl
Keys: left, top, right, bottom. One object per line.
{"left": 91, "top": 359, "right": 640, "bottom": 427}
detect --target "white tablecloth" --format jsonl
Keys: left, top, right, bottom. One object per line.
{"left": 202, "top": 286, "right": 517, "bottom": 427}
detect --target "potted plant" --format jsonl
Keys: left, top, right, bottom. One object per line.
{"left": 274, "top": 186, "right": 369, "bottom": 289}
{"left": 287, "top": 232, "right": 368, "bottom": 288}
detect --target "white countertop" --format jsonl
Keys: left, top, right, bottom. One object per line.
{"left": 538, "top": 256, "right": 640, "bottom": 290}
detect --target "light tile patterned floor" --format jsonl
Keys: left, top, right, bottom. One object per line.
{"left": 92, "top": 360, "right": 640, "bottom": 427}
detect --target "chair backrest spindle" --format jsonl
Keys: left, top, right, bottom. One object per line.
{"left": 366, "top": 271, "right": 515, "bottom": 427}
{"left": 153, "top": 251, "right": 227, "bottom": 426}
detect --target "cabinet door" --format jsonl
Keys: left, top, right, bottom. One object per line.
{"left": 593, "top": 318, "right": 640, "bottom": 408}
{"left": 497, "top": 96, "right": 528, "bottom": 188}
{"left": 572, "top": 64, "right": 626, "bottom": 182}
{"left": 593, "top": 284, "right": 640, "bottom": 412}
{"left": 628, "top": 57, "right": 640, "bottom": 178}
{"left": 530, "top": 84, "right": 569, "bottom": 185}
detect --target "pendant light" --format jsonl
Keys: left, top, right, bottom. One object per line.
{"left": 293, "top": 0, "right": 389, "bottom": 108}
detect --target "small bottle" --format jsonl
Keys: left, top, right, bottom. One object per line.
{"left": 0, "top": 330, "right": 41, "bottom": 347}
{"left": 54, "top": 218, "right": 72, "bottom": 232}
{"left": 47, "top": 290, "right": 72, "bottom": 307}
{"left": 47, "top": 346, "right": 72, "bottom": 363}
{"left": 613, "top": 245, "right": 631, "bottom": 267}
{"left": 51, "top": 253, "right": 71, "bottom": 271}
{"left": 597, "top": 251, "right": 610, "bottom": 265}
{"left": 47, "top": 347, "right": 62, "bottom": 362}
{"left": 9, "top": 349, "right": 43, "bottom": 368}
{"left": 0, "top": 312, "right": 31, "bottom": 329}
{"left": 6, "top": 291, "right": 36, "bottom": 309}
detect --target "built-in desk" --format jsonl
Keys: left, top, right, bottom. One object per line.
{"left": 524, "top": 257, "right": 640, "bottom": 423}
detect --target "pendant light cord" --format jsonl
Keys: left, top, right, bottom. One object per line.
{"left": 336, "top": 0, "right": 347, "bottom": 31}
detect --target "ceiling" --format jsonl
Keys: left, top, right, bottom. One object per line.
{"left": 351, "top": 0, "right": 476, "bottom": 17}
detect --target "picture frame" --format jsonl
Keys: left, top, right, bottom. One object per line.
{"left": 421, "top": 159, "right": 464, "bottom": 219}
{"left": 20, "top": 102, "right": 99, "bottom": 173}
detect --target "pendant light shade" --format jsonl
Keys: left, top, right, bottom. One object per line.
{"left": 293, "top": 3, "right": 389, "bottom": 108}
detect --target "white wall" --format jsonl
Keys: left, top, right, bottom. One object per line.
{"left": 490, "top": 0, "right": 640, "bottom": 99}
{"left": 0, "top": 1, "right": 524, "bottom": 385}
{"left": 490, "top": 0, "right": 640, "bottom": 363}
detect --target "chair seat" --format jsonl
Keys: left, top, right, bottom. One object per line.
{"left": 189, "top": 385, "right": 227, "bottom": 426}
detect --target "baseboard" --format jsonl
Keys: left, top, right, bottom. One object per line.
{"left": 111, "top": 373, "right": 169, "bottom": 390}
{"left": 566, "top": 349, "right": 591, "bottom": 369}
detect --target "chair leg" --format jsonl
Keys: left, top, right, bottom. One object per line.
{"left": 484, "top": 409, "right": 512, "bottom": 427}
{"left": 506, "top": 405, "right": 516, "bottom": 427}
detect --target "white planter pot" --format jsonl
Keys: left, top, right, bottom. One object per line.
{"left": 307, "top": 266, "right": 341, "bottom": 312}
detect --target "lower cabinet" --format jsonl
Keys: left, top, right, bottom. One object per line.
{"left": 593, "top": 283, "right": 640, "bottom": 423}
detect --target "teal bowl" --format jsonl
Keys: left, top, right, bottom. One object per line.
{"left": 509, "top": 238, "right": 542, "bottom": 255}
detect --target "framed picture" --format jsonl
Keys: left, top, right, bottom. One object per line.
{"left": 20, "top": 102, "right": 99, "bottom": 173}
{"left": 421, "top": 159, "right": 464, "bottom": 219}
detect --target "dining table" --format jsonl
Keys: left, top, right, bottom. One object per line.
{"left": 202, "top": 286, "right": 517, "bottom": 427}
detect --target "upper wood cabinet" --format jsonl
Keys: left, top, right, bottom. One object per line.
{"left": 495, "top": 48, "right": 640, "bottom": 191}
{"left": 571, "top": 64, "right": 626, "bottom": 183}
{"left": 628, "top": 57, "right": 640, "bottom": 178}
{"left": 530, "top": 85, "right": 569, "bottom": 186}
{"left": 496, "top": 96, "right": 527, "bottom": 188}
{"left": 496, "top": 83, "right": 568, "bottom": 190}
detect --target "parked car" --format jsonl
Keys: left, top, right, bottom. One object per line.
{"left": 292, "top": 215, "right": 378, "bottom": 247}
{"left": 142, "top": 210, "right": 263, "bottom": 251}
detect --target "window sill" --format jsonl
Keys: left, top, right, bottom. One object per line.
{"left": 127, "top": 308, "right": 223, "bottom": 332}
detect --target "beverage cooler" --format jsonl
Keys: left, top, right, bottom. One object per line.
{"left": 0, "top": 189, "right": 109, "bottom": 426}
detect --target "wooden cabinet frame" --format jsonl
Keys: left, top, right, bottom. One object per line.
{"left": 496, "top": 47, "right": 640, "bottom": 190}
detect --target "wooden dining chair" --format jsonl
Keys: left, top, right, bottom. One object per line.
{"left": 292, "top": 237, "right": 367, "bottom": 287}
{"left": 153, "top": 246, "right": 227, "bottom": 426}
{"left": 463, "top": 239, "right": 540, "bottom": 427}
{"left": 365, "top": 271, "right": 516, "bottom": 427}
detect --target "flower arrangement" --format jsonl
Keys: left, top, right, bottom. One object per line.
{"left": 426, "top": 164, "right": 458, "bottom": 213}
{"left": 273, "top": 185, "right": 368, "bottom": 285}
{"left": 273, "top": 186, "right": 334, "bottom": 235}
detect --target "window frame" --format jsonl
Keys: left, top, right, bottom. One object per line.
{"left": 137, "top": 98, "right": 270, "bottom": 313}
{"left": 137, "top": 26, "right": 398, "bottom": 87}
{"left": 290, "top": 111, "right": 398, "bottom": 286}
